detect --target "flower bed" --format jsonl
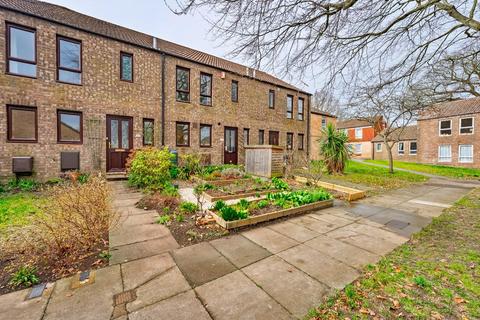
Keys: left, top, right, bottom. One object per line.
{"left": 208, "top": 189, "right": 333, "bottom": 229}
{"left": 202, "top": 177, "right": 289, "bottom": 201}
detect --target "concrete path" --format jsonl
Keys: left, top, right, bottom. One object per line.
{"left": 0, "top": 179, "right": 475, "bottom": 320}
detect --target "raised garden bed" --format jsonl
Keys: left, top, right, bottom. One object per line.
{"left": 294, "top": 176, "right": 366, "bottom": 201}
{"left": 192, "top": 176, "right": 252, "bottom": 186}
{"left": 201, "top": 177, "right": 286, "bottom": 201}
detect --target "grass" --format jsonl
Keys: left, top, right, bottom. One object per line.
{"left": 0, "top": 193, "right": 43, "bottom": 231}
{"left": 307, "top": 188, "right": 480, "bottom": 319}
{"left": 324, "top": 160, "right": 428, "bottom": 192}
{"left": 366, "top": 160, "right": 480, "bottom": 180}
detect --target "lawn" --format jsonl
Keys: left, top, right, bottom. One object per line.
{"left": 323, "top": 160, "right": 428, "bottom": 192}
{"left": 307, "top": 188, "right": 480, "bottom": 320}
{"left": 0, "top": 193, "right": 43, "bottom": 231}
{"left": 366, "top": 160, "right": 480, "bottom": 180}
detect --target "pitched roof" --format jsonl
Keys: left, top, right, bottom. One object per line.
{"left": 372, "top": 125, "right": 418, "bottom": 142}
{"left": 0, "top": 0, "right": 307, "bottom": 94}
{"left": 419, "top": 97, "right": 480, "bottom": 120}
{"left": 336, "top": 118, "right": 372, "bottom": 129}
{"left": 311, "top": 109, "right": 337, "bottom": 118}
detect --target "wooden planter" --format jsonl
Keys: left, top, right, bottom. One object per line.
{"left": 209, "top": 199, "right": 334, "bottom": 229}
{"left": 294, "top": 176, "right": 366, "bottom": 201}
{"left": 192, "top": 176, "right": 252, "bottom": 186}
{"left": 203, "top": 189, "right": 275, "bottom": 202}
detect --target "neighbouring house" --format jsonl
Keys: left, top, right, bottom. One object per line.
{"left": 372, "top": 125, "right": 418, "bottom": 162}
{"left": 417, "top": 98, "right": 480, "bottom": 168}
{"left": 337, "top": 116, "right": 385, "bottom": 159}
{"left": 309, "top": 110, "right": 337, "bottom": 160}
{"left": 0, "top": 0, "right": 311, "bottom": 181}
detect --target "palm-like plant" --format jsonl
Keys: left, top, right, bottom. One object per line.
{"left": 319, "top": 123, "right": 351, "bottom": 174}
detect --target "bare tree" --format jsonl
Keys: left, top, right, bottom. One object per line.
{"left": 311, "top": 89, "right": 347, "bottom": 118}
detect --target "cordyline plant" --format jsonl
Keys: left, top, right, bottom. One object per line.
{"left": 319, "top": 123, "right": 350, "bottom": 174}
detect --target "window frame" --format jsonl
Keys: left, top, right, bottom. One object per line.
{"left": 199, "top": 123, "right": 212, "bottom": 148}
{"left": 258, "top": 129, "right": 265, "bottom": 145}
{"left": 286, "top": 132, "right": 294, "bottom": 150}
{"left": 354, "top": 143, "right": 362, "bottom": 154}
{"left": 142, "top": 118, "right": 155, "bottom": 146}
{"left": 56, "top": 35, "right": 83, "bottom": 85}
{"left": 297, "top": 98, "right": 304, "bottom": 121}
{"left": 286, "top": 95, "right": 294, "bottom": 119}
{"left": 6, "top": 23, "right": 37, "bottom": 78}
{"left": 409, "top": 141, "right": 417, "bottom": 155}
{"left": 298, "top": 133, "right": 304, "bottom": 150}
{"left": 57, "top": 109, "right": 83, "bottom": 144}
{"left": 199, "top": 72, "right": 213, "bottom": 106}
{"left": 243, "top": 128, "right": 250, "bottom": 145}
{"left": 398, "top": 141, "right": 405, "bottom": 155}
{"left": 175, "top": 121, "right": 190, "bottom": 147}
{"left": 321, "top": 117, "right": 327, "bottom": 128}
{"left": 268, "top": 89, "right": 275, "bottom": 109}
{"left": 354, "top": 127, "right": 363, "bottom": 139}
{"left": 176, "top": 66, "right": 190, "bottom": 103}
{"left": 458, "top": 144, "right": 474, "bottom": 163}
{"left": 231, "top": 80, "right": 239, "bottom": 103}
{"left": 438, "top": 144, "right": 452, "bottom": 162}
{"left": 268, "top": 130, "right": 279, "bottom": 146}
{"left": 459, "top": 117, "right": 474, "bottom": 135}
{"left": 439, "top": 119, "right": 452, "bottom": 136}
{"left": 120, "top": 51, "right": 134, "bottom": 82}
{"left": 376, "top": 143, "right": 382, "bottom": 152}
{"left": 7, "top": 105, "right": 38, "bottom": 143}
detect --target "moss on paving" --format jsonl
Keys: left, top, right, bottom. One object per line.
{"left": 307, "top": 188, "right": 480, "bottom": 320}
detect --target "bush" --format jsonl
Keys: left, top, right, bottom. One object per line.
{"left": 256, "top": 200, "right": 269, "bottom": 209}
{"left": 220, "top": 206, "right": 248, "bottom": 221}
{"left": 220, "top": 167, "right": 244, "bottom": 179}
{"left": 179, "top": 201, "right": 198, "bottom": 213}
{"left": 2, "top": 178, "right": 39, "bottom": 192}
{"left": 178, "top": 153, "right": 202, "bottom": 179}
{"left": 213, "top": 200, "right": 227, "bottom": 211}
{"left": 9, "top": 265, "right": 39, "bottom": 288}
{"left": 271, "top": 177, "right": 289, "bottom": 190}
{"left": 319, "top": 123, "right": 351, "bottom": 174}
{"left": 127, "top": 147, "right": 173, "bottom": 189}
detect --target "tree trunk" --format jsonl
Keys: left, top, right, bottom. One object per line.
{"left": 384, "top": 138, "right": 394, "bottom": 174}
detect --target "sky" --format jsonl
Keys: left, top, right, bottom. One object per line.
{"left": 42, "top": 0, "right": 316, "bottom": 92}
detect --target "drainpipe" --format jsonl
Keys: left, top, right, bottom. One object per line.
{"left": 306, "top": 94, "right": 311, "bottom": 158}
{"left": 161, "top": 53, "right": 166, "bottom": 146}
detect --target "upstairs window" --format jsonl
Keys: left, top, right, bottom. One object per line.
{"left": 7, "top": 24, "right": 36, "bottom": 77}
{"left": 176, "top": 122, "right": 190, "bottom": 146}
{"left": 57, "top": 36, "right": 82, "bottom": 85}
{"left": 459, "top": 145, "right": 473, "bottom": 163}
{"left": 398, "top": 142, "right": 405, "bottom": 155}
{"left": 7, "top": 105, "right": 37, "bottom": 142}
{"left": 231, "top": 80, "right": 238, "bottom": 102}
{"left": 243, "top": 128, "right": 250, "bottom": 145}
{"left": 58, "top": 110, "right": 82, "bottom": 144}
{"left": 200, "top": 73, "right": 212, "bottom": 106}
{"left": 176, "top": 67, "right": 190, "bottom": 102}
{"left": 410, "top": 141, "right": 417, "bottom": 155}
{"left": 297, "top": 98, "right": 304, "bottom": 120}
{"left": 298, "top": 133, "right": 304, "bottom": 150}
{"left": 439, "top": 119, "right": 452, "bottom": 136}
{"left": 269, "top": 90, "right": 275, "bottom": 109}
{"left": 120, "top": 52, "right": 133, "bottom": 82}
{"left": 460, "top": 117, "right": 474, "bottom": 134}
{"left": 143, "top": 118, "right": 154, "bottom": 146}
{"left": 286, "top": 95, "right": 293, "bottom": 119}
{"left": 438, "top": 145, "right": 452, "bottom": 162}
{"left": 286, "top": 132, "right": 294, "bottom": 150}
{"left": 321, "top": 117, "right": 327, "bottom": 128}
{"left": 354, "top": 128, "right": 362, "bottom": 139}
{"left": 258, "top": 130, "right": 265, "bottom": 144}
{"left": 200, "top": 124, "right": 212, "bottom": 147}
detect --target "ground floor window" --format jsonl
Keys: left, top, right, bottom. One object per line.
{"left": 176, "top": 122, "right": 190, "bottom": 146}
{"left": 398, "top": 142, "right": 405, "bottom": 155}
{"left": 354, "top": 143, "right": 362, "bottom": 154}
{"left": 258, "top": 130, "right": 264, "bottom": 144}
{"left": 286, "top": 132, "right": 294, "bottom": 150}
{"left": 459, "top": 144, "right": 473, "bottom": 163}
{"left": 376, "top": 143, "right": 382, "bottom": 152}
{"left": 269, "top": 130, "right": 279, "bottom": 145}
{"left": 409, "top": 141, "right": 417, "bottom": 155}
{"left": 200, "top": 124, "right": 212, "bottom": 147}
{"left": 7, "top": 105, "right": 38, "bottom": 142}
{"left": 438, "top": 145, "right": 452, "bottom": 162}
{"left": 58, "top": 110, "right": 82, "bottom": 144}
{"left": 298, "top": 133, "right": 304, "bottom": 150}
{"left": 243, "top": 128, "right": 250, "bottom": 145}
{"left": 143, "top": 118, "right": 154, "bottom": 146}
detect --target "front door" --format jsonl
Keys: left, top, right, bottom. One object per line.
{"left": 224, "top": 127, "right": 238, "bottom": 164}
{"left": 106, "top": 115, "right": 133, "bottom": 172}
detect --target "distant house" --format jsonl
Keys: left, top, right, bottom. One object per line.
{"left": 337, "top": 116, "right": 385, "bottom": 159}
{"left": 417, "top": 98, "right": 480, "bottom": 168}
{"left": 309, "top": 110, "right": 337, "bottom": 160}
{"left": 372, "top": 125, "right": 418, "bottom": 162}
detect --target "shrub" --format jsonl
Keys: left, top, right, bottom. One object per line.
{"left": 271, "top": 177, "right": 289, "bottom": 190}
{"left": 9, "top": 265, "right": 39, "bottom": 288}
{"left": 238, "top": 199, "right": 249, "bottom": 210}
{"left": 220, "top": 167, "right": 244, "bottom": 179}
{"left": 179, "top": 201, "right": 198, "bottom": 214}
{"left": 77, "top": 173, "right": 90, "bottom": 184}
{"left": 162, "top": 182, "right": 179, "bottom": 197}
{"left": 220, "top": 206, "right": 248, "bottom": 221}
{"left": 137, "top": 193, "right": 179, "bottom": 213}
{"left": 213, "top": 200, "right": 227, "bottom": 211}
{"left": 127, "top": 147, "right": 173, "bottom": 189}
{"left": 178, "top": 153, "right": 202, "bottom": 179}
{"left": 256, "top": 200, "right": 269, "bottom": 209}
{"left": 319, "top": 123, "right": 350, "bottom": 174}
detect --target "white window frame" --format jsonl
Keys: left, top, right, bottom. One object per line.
{"left": 354, "top": 143, "right": 362, "bottom": 154}
{"left": 321, "top": 117, "right": 327, "bottom": 128}
{"left": 459, "top": 117, "right": 474, "bottom": 135}
{"left": 458, "top": 144, "right": 474, "bottom": 163}
{"left": 398, "top": 142, "right": 405, "bottom": 155}
{"left": 438, "top": 145, "right": 452, "bottom": 162}
{"left": 354, "top": 127, "right": 362, "bottom": 139}
{"left": 439, "top": 119, "right": 452, "bottom": 136}
{"left": 409, "top": 141, "right": 417, "bottom": 155}
{"left": 376, "top": 143, "right": 382, "bottom": 152}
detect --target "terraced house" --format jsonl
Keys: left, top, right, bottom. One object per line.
{"left": 0, "top": 0, "right": 310, "bottom": 180}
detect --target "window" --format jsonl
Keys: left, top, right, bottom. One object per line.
{"left": 354, "top": 144, "right": 362, "bottom": 154}
{"left": 286, "top": 95, "right": 293, "bottom": 119}
{"left": 298, "top": 133, "right": 304, "bottom": 150}
{"left": 6, "top": 24, "right": 36, "bottom": 77}
{"left": 286, "top": 132, "right": 294, "bottom": 150}
{"left": 460, "top": 117, "right": 474, "bottom": 134}
{"left": 410, "top": 141, "right": 417, "bottom": 155}
{"left": 398, "top": 142, "right": 405, "bottom": 155}
{"left": 259, "top": 130, "right": 265, "bottom": 144}
{"left": 143, "top": 119, "right": 154, "bottom": 146}
{"left": 376, "top": 143, "right": 382, "bottom": 152}
{"left": 269, "top": 130, "right": 279, "bottom": 145}
{"left": 459, "top": 145, "right": 474, "bottom": 163}
{"left": 297, "top": 98, "right": 304, "bottom": 120}
{"left": 438, "top": 145, "right": 452, "bottom": 162}
{"left": 176, "top": 122, "right": 190, "bottom": 146}
{"left": 354, "top": 128, "right": 363, "bottom": 139}
{"left": 57, "top": 110, "right": 82, "bottom": 143}
{"left": 439, "top": 120, "right": 452, "bottom": 136}
{"left": 321, "top": 117, "right": 327, "bottom": 129}
{"left": 200, "top": 124, "right": 212, "bottom": 147}
{"left": 7, "top": 105, "right": 37, "bottom": 142}
{"left": 267, "top": 90, "right": 275, "bottom": 109}
{"left": 200, "top": 73, "right": 212, "bottom": 106}
{"left": 57, "top": 36, "right": 82, "bottom": 84}
{"left": 176, "top": 67, "right": 190, "bottom": 102}
{"left": 243, "top": 128, "right": 250, "bottom": 145}
{"left": 120, "top": 52, "right": 133, "bottom": 82}
{"left": 231, "top": 80, "right": 238, "bottom": 102}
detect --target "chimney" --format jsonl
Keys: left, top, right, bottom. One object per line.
{"left": 245, "top": 67, "right": 250, "bottom": 77}
{"left": 152, "top": 37, "right": 157, "bottom": 49}
{"left": 252, "top": 69, "right": 256, "bottom": 78}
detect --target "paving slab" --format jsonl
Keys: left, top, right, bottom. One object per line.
{"left": 173, "top": 242, "right": 236, "bottom": 287}
{"left": 242, "top": 227, "right": 299, "bottom": 253}
{"left": 327, "top": 230, "right": 400, "bottom": 256}
{"left": 339, "top": 223, "right": 408, "bottom": 245}
{"left": 43, "top": 265, "right": 122, "bottom": 320}
{"left": 113, "top": 198, "right": 141, "bottom": 208}
{"left": 343, "top": 203, "right": 386, "bottom": 218}
{"left": 117, "top": 207, "right": 158, "bottom": 216}
{"left": 129, "top": 290, "right": 211, "bottom": 320}
{"left": 243, "top": 256, "right": 328, "bottom": 318}
{"left": 110, "top": 223, "right": 171, "bottom": 247}
{"left": 416, "top": 187, "right": 470, "bottom": 204}
{"left": 116, "top": 211, "right": 158, "bottom": 227}
{"left": 289, "top": 215, "right": 341, "bottom": 234}
{"left": 127, "top": 266, "right": 191, "bottom": 312}
{"left": 121, "top": 253, "right": 176, "bottom": 290}
{"left": 0, "top": 285, "right": 53, "bottom": 320}
{"left": 110, "top": 235, "right": 179, "bottom": 265}
{"left": 308, "top": 213, "right": 354, "bottom": 229}
{"left": 278, "top": 244, "right": 359, "bottom": 290}
{"left": 196, "top": 270, "right": 293, "bottom": 320}
{"left": 267, "top": 220, "right": 320, "bottom": 242}
{"left": 210, "top": 235, "right": 271, "bottom": 268}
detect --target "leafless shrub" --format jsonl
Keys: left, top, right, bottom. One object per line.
{"left": 293, "top": 154, "right": 325, "bottom": 186}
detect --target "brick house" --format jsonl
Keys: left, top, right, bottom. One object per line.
{"left": 417, "top": 98, "right": 480, "bottom": 168}
{"left": 0, "top": 0, "right": 311, "bottom": 181}
{"left": 371, "top": 125, "right": 418, "bottom": 162}
{"left": 309, "top": 110, "right": 337, "bottom": 160}
{"left": 337, "top": 117, "right": 385, "bottom": 159}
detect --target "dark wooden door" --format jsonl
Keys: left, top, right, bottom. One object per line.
{"left": 269, "top": 130, "right": 279, "bottom": 145}
{"left": 224, "top": 127, "right": 238, "bottom": 164}
{"left": 106, "top": 115, "right": 133, "bottom": 172}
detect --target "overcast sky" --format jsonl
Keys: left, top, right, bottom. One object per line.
{"left": 42, "top": 0, "right": 316, "bottom": 92}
